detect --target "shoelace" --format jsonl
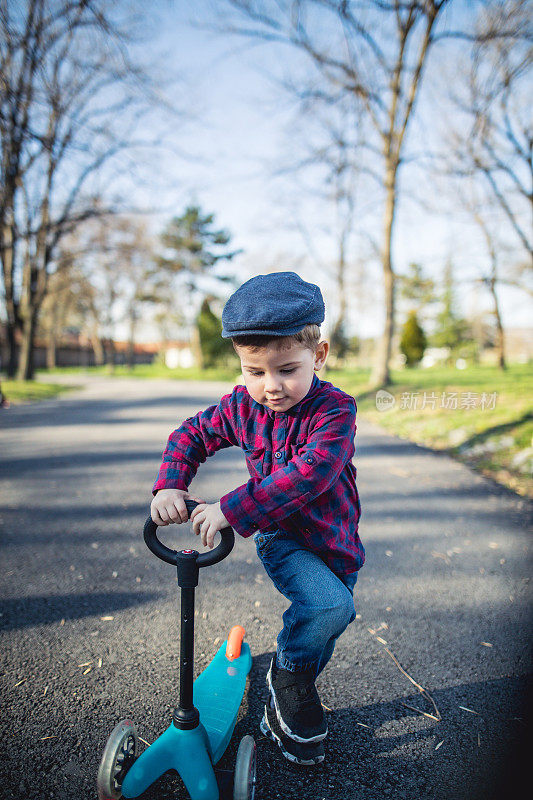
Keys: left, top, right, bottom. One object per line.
{"left": 291, "top": 682, "right": 319, "bottom": 712}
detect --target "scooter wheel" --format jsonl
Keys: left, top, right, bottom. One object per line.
{"left": 97, "top": 719, "right": 138, "bottom": 800}
{"left": 233, "top": 735, "right": 257, "bottom": 800}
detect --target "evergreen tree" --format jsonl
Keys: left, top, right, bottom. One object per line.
{"left": 399, "top": 262, "right": 436, "bottom": 313}
{"left": 330, "top": 320, "right": 350, "bottom": 361}
{"left": 197, "top": 299, "right": 233, "bottom": 367}
{"left": 156, "top": 205, "right": 240, "bottom": 366}
{"left": 158, "top": 205, "right": 239, "bottom": 282}
{"left": 431, "top": 261, "right": 471, "bottom": 354}
{"left": 400, "top": 311, "right": 427, "bottom": 367}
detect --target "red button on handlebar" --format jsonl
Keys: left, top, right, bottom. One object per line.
{"left": 182, "top": 549, "right": 195, "bottom": 554}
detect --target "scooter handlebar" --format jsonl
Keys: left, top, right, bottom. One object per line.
{"left": 143, "top": 499, "right": 235, "bottom": 568}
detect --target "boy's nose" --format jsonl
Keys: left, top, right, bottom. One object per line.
{"left": 264, "top": 374, "right": 282, "bottom": 393}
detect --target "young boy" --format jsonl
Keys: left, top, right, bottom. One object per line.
{"left": 151, "top": 272, "right": 364, "bottom": 765}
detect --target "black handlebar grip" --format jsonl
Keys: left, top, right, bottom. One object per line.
{"left": 143, "top": 499, "right": 234, "bottom": 568}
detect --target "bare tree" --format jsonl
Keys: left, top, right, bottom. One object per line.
{"left": 0, "top": 1, "right": 168, "bottom": 379}
{"left": 51, "top": 214, "right": 158, "bottom": 370}
{"left": 219, "top": 0, "right": 458, "bottom": 386}
{"left": 475, "top": 212, "right": 507, "bottom": 369}
{"left": 81, "top": 214, "right": 129, "bottom": 371}
{"left": 272, "top": 89, "right": 371, "bottom": 362}
{"left": 39, "top": 245, "right": 78, "bottom": 370}
{"left": 218, "top": 0, "right": 529, "bottom": 385}
{"left": 443, "top": 0, "right": 532, "bottom": 369}
{"left": 113, "top": 217, "right": 155, "bottom": 370}
{"left": 41, "top": 245, "right": 104, "bottom": 368}
{"left": 457, "top": 1, "right": 532, "bottom": 266}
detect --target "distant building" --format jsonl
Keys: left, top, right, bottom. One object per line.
{"left": 503, "top": 327, "right": 533, "bottom": 363}
{"left": 0, "top": 323, "right": 191, "bottom": 369}
{"left": 164, "top": 345, "right": 194, "bottom": 369}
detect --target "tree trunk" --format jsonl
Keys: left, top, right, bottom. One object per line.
{"left": 370, "top": 161, "right": 397, "bottom": 388}
{"left": 17, "top": 307, "right": 38, "bottom": 380}
{"left": 336, "top": 235, "right": 348, "bottom": 339}
{"left": 91, "top": 332, "right": 105, "bottom": 366}
{"left": 127, "top": 340, "right": 135, "bottom": 370}
{"left": 1, "top": 217, "right": 20, "bottom": 376}
{"left": 17, "top": 251, "right": 40, "bottom": 380}
{"left": 476, "top": 212, "right": 507, "bottom": 370}
{"left": 46, "top": 302, "right": 61, "bottom": 371}
{"left": 327, "top": 233, "right": 349, "bottom": 374}
{"left": 371, "top": 266, "right": 394, "bottom": 388}
{"left": 5, "top": 322, "right": 18, "bottom": 377}
{"left": 190, "top": 325, "right": 203, "bottom": 370}
{"left": 489, "top": 278, "right": 506, "bottom": 370}
{"left": 46, "top": 331, "right": 57, "bottom": 370}
{"left": 127, "top": 307, "right": 137, "bottom": 370}
{"left": 105, "top": 338, "right": 116, "bottom": 372}
{"left": 16, "top": 177, "right": 51, "bottom": 381}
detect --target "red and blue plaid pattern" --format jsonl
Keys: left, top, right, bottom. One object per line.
{"left": 153, "top": 374, "right": 364, "bottom": 578}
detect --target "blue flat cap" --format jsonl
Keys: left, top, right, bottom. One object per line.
{"left": 222, "top": 272, "right": 325, "bottom": 338}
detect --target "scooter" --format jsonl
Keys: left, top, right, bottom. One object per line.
{"left": 97, "top": 500, "right": 256, "bottom": 800}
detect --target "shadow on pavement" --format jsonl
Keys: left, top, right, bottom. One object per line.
{"left": 91, "top": 658, "right": 530, "bottom": 800}
{"left": 0, "top": 590, "right": 161, "bottom": 630}
{"left": 231, "top": 656, "right": 529, "bottom": 800}
{"left": 0, "top": 444, "right": 245, "bottom": 478}
{"left": 0, "top": 391, "right": 231, "bottom": 430}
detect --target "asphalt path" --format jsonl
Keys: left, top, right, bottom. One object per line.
{"left": 0, "top": 375, "right": 531, "bottom": 800}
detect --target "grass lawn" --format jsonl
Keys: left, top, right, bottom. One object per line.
{"left": 0, "top": 379, "right": 79, "bottom": 404}
{"left": 39, "top": 362, "right": 239, "bottom": 383}
{"left": 328, "top": 363, "right": 533, "bottom": 498}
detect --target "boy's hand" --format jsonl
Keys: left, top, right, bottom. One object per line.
{"left": 151, "top": 489, "right": 205, "bottom": 526}
{"left": 190, "top": 502, "right": 230, "bottom": 549}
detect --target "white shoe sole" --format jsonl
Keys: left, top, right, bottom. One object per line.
{"left": 260, "top": 710, "right": 325, "bottom": 765}
{"left": 266, "top": 661, "right": 328, "bottom": 743}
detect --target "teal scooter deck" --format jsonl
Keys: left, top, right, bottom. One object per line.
{"left": 194, "top": 640, "right": 252, "bottom": 763}
{"left": 121, "top": 639, "right": 252, "bottom": 799}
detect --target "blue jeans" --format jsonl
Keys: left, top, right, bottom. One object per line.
{"left": 254, "top": 530, "right": 358, "bottom": 677}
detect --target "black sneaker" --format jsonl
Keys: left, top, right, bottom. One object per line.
{"left": 267, "top": 658, "right": 328, "bottom": 743}
{"left": 260, "top": 702, "right": 325, "bottom": 765}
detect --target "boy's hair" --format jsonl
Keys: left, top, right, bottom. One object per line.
{"left": 231, "top": 324, "right": 321, "bottom": 353}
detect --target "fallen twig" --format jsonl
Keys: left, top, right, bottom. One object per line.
{"left": 459, "top": 705, "right": 479, "bottom": 715}
{"left": 382, "top": 646, "right": 442, "bottom": 722}
{"left": 400, "top": 702, "right": 440, "bottom": 721}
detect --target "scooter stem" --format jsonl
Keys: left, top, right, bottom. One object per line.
{"left": 173, "top": 584, "right": 200, "bottom": 729}
{"left": 171, "top": 550, "right": 201, "bottom": 729}
{"left": 142, "top": 509, "right": 235, "bottom": 732}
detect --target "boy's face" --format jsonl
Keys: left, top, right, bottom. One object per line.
{"left": 235, "top": 340, "right": 329, "bottom": 412}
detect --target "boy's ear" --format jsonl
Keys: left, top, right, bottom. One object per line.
{"left": 314, "top": 341, "right": 329, "bottom": 370}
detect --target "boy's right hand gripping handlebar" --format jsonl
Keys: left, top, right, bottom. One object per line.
{"left": 143, "top": 499, "right": 235, "bottom": 568}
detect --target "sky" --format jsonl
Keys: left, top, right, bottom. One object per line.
{"left": 112, "top": 0, "right": 532, "bottom": 341}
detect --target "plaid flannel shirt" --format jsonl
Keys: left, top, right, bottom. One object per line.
{"left": 153, "top": 373, "right": 364, "bottom": 578}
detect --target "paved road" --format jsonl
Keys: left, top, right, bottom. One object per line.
{"left": 0, "top": 376, "right": 531, "bottom": 800}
